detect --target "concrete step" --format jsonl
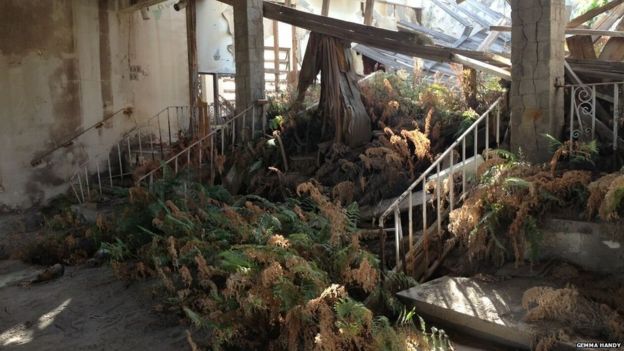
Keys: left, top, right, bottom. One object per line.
{"left": 396, "top": 276, "right": 587, "bottom": 350}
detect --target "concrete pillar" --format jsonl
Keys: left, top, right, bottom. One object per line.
{"left": 510, "top": 0, "right": 566, "bottom": 163}
{"left": 233, "top": 0, "right": 265, "bottom": 138}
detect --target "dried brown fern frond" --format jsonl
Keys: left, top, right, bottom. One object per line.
{"left": 534, "top": 334, "right": 557, "bottom": 351}
{"left": 128, "top": 186, "right": 150, "bottom": 204}
{"left": 537, "top": 170, "right": 591, "bottom": 198}
{"left": 364, "top": 147, "right": 395, "bottom": 159}
{"left": 548, "top": 137, "right": 598, "bottom": 175}
{"left": 214, "top": 154, "right": 226, "bottom": 174}
{"left": 267, "top": 234, "right": 290, "bottom": 248}
{"left": 186, "top": 330, "right": 200, "bottom": 351}
{"left": 297, "top": 182, "right": 348, "bottom": 245}
{"left": 179, "top": 265, "right": 193, "bottom": 287}
{"left": 401, "top": 128, "right": 431, "bottom": 160}
{"left": 599, "top": 175, "right": 624, "bottom": 221}
{"left": 381, "top": 100, "right": 400, "bottom": 124}
{"left": 343, "top": 258, "right": 379, "bottom": 293}
{"left": 477, "top": 152, "right": 506, "bottom": 179}
{"left": 332, "top": 181, "right": 356, "bottom": 206}
{"left": 359, "top": 154, "right": 373, "bottom": 170}
{"left": 448, "top": 196, "right": 483, "bottom": 238}
{"left": 522, "top": 285, "right": 624, "bottom": 339}
{"left": 586, "top": 173, "right": 620, "bottom": 219}
{"left": 166, "top": 236, "right": 178, "bottom": 262}
{"left": 424, "top": 108, "right": 434, "bottom": 137}
{"left": 390, "top": 135, "right": 411, "bottom": 159}
{"left": 260, "top": 261, "right": 284, "bottom": 288}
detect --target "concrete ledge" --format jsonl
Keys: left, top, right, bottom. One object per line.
{"left": 397, "top": 276, "right": 578, "bottom": 350}
{"left": 539, "top": 219, "right": 624, "bottom": 273}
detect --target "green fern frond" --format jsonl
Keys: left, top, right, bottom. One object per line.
{"left": 218, "top": 250, "right": 255, "bottom": 272}
{"left": 503, "top": 177, "right": 532, "bottom": 190}
{"left": 345, "top": 202, "right": 360, "bottom": 232}
{"left": 183, "top": 306, "right": 210, "bottom": 329}
{"left": 542, "top": 133, "right": 563, "bottom": 152}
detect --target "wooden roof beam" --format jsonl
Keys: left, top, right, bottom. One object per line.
{"left": 218, "top": 1, "right": 508, "bottom": 77}
{"left": 567, "top": 0, "right": 624, "bottom": 28}
{"left": 478, "top": 18, "right": 507, "bottom": 52}
{"left": 491, "top": 26, "right": 624, "bottom": 38}
{"left": 452, "top": 54, "right": 511, "bottom": 80}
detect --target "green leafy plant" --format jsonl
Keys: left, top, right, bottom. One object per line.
{"left": 67, "top": 178, "right": 445, "bottom": 350}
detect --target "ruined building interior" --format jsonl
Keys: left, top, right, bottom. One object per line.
{"left": 1, "top": 0, "right": 624, "bottom": 350}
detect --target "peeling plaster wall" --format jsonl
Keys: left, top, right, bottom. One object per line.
{"left": 0, "top": 0, "right": 188, "bottom": 209}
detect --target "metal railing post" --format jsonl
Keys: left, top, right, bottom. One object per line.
{"left": 408, "top": 191, "right": 413, "bottom": 252}
{"left": 436, "top": 163, "right": 441, "bottom": 236}
{"left": 570, "top": 87, "right": 575, "bottom": 153}
{"left": 394, "top": 208, "right": 401, "bottom": 269}
{"left": 375, "top": 97, "right": 504, "bottom": 271}
{"left": 485, "top": 113, "right": 490, "bottom": 160}
{"left": 615, "top": 84, "right": 619, "bottom": 151}
{"left": 592, "top": 86, "right": 596, "bottom": 139}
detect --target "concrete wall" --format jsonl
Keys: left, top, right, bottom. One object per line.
{"left": 540, "top": 219, "right": 624, "bottom": 273}
{"left": 0, "top": 0, "right": 188, "bottom": 210}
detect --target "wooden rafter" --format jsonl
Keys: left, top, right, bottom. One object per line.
{"left": 218, "top": 1, "right": 510, "bottom": 79}
{"left": 119, "top": 0, "right": 168, "bottom": 12}
{"left": 364, "top": 0, "right": 375, "bottom": 26}
{"left": 599, "top": 13, "right": 624, "bottom": 60}
{"left": 453, "top": 54, "right": 510, "bottom": 80}
{"left": 491, "top": 26, "right": 624, "bottom": 38}
{"left": 567, "top": 0, "right": 624, "bottom": 28}
{"left": 478, "top": 18, "right": 506, "bottom": 52}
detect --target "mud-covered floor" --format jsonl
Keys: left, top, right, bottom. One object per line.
{"left": 0, "top": 260, "right": 187, "bottom": 351}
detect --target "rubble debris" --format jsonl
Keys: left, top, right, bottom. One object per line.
{"left": 32, "top": 263, "right": 64, "bottom": 284}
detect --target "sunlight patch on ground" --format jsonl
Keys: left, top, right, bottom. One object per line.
{"left": 38, "top": 298, "right": 72, "bottom": 330}
{"left": 1, "top": 298, "right": 72, "bottom": 347}
{"left": 1, "top": 324, "right": 34, "bottom": 347}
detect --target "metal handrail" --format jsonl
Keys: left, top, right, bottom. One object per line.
{"left": 69, "top": 105, "right": 193, "bottom": 203}
{"left": 378, "top": 96, "right": 504, "bottom": 269}
{"left": 137, "top": 103, "right": 257, "bottom": 185}
{"left": 31, "top": 106, "right": 133, "bottom": 166}
{"left": 71, "top": 106, "right": 190, "bottom": 172}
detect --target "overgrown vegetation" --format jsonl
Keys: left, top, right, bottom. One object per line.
{"left": 522, "top": 285, "right": 624, "bottom": 341}
{"left": 36, "top": 174, "right": 456, "bottom": 350}
{"left": 245, "top": 70, "right": 505, "bottom": 207}
{"left": 448, "top": 133, "right": 623, "bottom": 268}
